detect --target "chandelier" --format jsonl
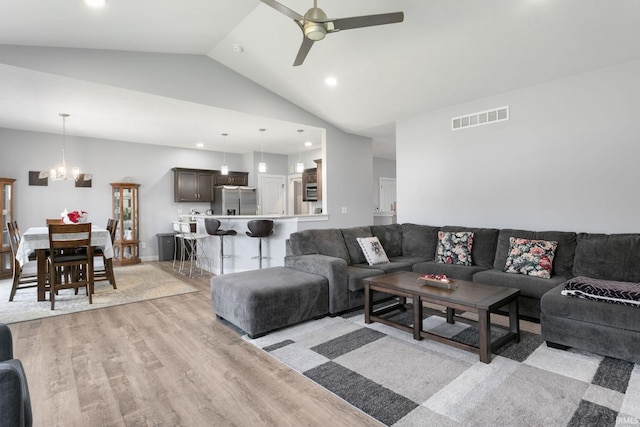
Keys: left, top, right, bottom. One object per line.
{"left": 50, "top": 113, "right": 80, "bottom": 181}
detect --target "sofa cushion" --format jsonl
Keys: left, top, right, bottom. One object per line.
{"left": 412, "top": 261, "right": 487, "bottom": 282}
{"left": 353, "top": 261, "right": 412, "bottom": 274}
{"left": 389, "top": 255, "right": 429, "bottom": 265}
{"left": 341, "top": 226, "right": 373, "bottom": 265}
{"left": 436, "top": 231, "right": 474, "bottom": 266}
{"left": 504, "top": 237, "right": 558, "bottom": 279}
{"left": 371, "top": 224, "right": 403, "bottom": 257}
{"left": 441, "top": 226, "right": 498, "bottom": 268}
{"left": 401, "top": 223, "right": 439, "bottom": 259}
{"left": 473, "top": 268, "right": 566, "bottom": 300}
{"left": 494, "top": 229, "right": 576, "bottom": 277}
{"left": 573, "top": 233, "right": 640, "bottom": 282}
{"left": 347, "top": 266, "right": 385, "bottom": 292}
{"left": 288, "top": 228, "right": 350, "bottom": 263}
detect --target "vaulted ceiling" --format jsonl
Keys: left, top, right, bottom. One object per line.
{"left": 1, "top": 0, "right": 639, "bottom": 159}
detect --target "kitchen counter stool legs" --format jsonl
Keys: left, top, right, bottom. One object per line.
{"left": 246, "top": 220, "right": 274, "bottom": 269}
{"left": 204, "top": 218, "right": 237, "bottom": 275}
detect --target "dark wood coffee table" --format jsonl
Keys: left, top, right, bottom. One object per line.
{"left": 364, "top": 271, "right": 520, "bottom": 363}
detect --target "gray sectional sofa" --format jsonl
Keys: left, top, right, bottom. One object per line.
{"left": 211, "top": 222, "right": 640, "bottom": 363}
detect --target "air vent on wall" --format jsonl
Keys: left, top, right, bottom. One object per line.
{"left": 451, "top": 106, "right": 509, "bottom": 131}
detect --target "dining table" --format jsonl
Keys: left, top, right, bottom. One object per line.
{"left": 15, "top": 225, "right": 115, "bottom": 301}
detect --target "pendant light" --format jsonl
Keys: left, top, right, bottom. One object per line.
{"left": 258, "top": 128, "right": 267, "bottom": 173}
{"left": 50, "top": 113, "right": 80, "bottom": 181}
{"left": 296, "top": 129, "right": 305, "bottom": 173}
{"left": 220, "top": 133, "right": 229, "bottom": 175}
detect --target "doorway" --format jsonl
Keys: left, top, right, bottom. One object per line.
{"left": 379, "top": 177, "right": 396, "bottom": 213}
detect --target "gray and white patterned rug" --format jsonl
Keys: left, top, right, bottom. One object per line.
{"left": 245, "top": 306, "right": 640, "bottom": 426}
{"left": 0, "top": 263, "right": 199, "bottom": 324}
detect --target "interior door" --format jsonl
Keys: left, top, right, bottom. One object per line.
{"left": 379, "top": 177, "right": 397, "bottom": 213}
{"left": 258, "top": 175, "right": 286, "bottom": 215}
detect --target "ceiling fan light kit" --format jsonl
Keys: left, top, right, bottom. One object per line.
{"left": 260, "top": 0, "right": 404, "bottom": 66}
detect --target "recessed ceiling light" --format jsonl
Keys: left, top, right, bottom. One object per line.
{"left": 85, "top": 0, "right": 107, "bottom": 7}
{"left": 304, "top": 141, "right": 312, "bottom": 147}
{"left": 325, "top": 76, "right": 338, "bottom": 87}
{"left": 196, "top": 142, "right": 204, "bottom": 148}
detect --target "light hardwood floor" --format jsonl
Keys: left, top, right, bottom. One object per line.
{"left": 8, "top": 262, "right": 381, "bottom": 427}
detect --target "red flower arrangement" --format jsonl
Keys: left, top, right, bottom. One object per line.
{"left": 64, "top": 210, "right": 88, "bottom": 224}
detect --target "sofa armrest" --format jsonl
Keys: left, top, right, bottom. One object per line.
{"left": 1, "top": 323, "right": 13, "bottom": 362}
{"left": 0, "top": 359, "right": 32, "bottom": 427}
{"left": 285, "top": 254, "right": 349, "bottom": 314}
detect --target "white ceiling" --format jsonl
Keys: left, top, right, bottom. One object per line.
{"left": 1, "top": 0, "right": 640, "bottom": 159}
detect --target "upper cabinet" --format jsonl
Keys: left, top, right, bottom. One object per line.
{"left": 214, "top": 171, "right": 249, "bottom": 186}
{"left": 172, "top": 168, "right": 215, "bottom": 202}
{"left": 173, "top": 168, "right": 250, "bottom": 202}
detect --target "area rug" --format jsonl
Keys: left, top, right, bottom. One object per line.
{"left": 245, "top": 306, "right": 640, "bottom": 426}
{"left": 0, "top": 263, "right": 199, "bottom": 324}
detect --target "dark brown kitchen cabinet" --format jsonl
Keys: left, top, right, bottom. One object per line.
{"left": 214, "top": 171, "right": 249, "bottom": 186}
{"left": 172, "top": 168, "right": 215, "bottom": 202}
{"left": 301, "top": 159, "right": 322, "bottom": 202}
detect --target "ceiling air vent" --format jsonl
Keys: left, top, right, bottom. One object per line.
{"left": 452, "top": 106, "right": 509, "bottom": 131}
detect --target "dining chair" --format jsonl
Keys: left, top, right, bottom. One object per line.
{"left": 6, "top": 221, "right": 39, "bottom": 301}
{"left": 92, "top": 218, "right": 118, "bottom": 289}
{"left": 46, "top": 218, "right": 63, "bottom": 225}
{"left": 47, "top": 223, "right": 94, "bottom": 310}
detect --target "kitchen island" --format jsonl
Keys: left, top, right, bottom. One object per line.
{"left": 180, "top": 214, "right": 327, "bottom": 275}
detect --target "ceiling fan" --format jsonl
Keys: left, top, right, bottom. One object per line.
{"left": 260, "top": 0, "right": 404, "bottom": 66}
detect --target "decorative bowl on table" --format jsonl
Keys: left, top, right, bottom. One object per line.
{"left": 417, "top": 274, "right": 457, "bottom": 289}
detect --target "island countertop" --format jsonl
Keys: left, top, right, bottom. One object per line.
{"left": 179, "top": 214, "right": 327, "bottom": 275}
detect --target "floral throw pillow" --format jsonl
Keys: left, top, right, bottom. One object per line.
{"left": 356, "top": 236, "right": 390, "bottom": 265}
{"left": 436, "top": 231, "right": 474, "bottom": 266}
{"left": 504, "top": 237, "right": 558, "bottom": 279}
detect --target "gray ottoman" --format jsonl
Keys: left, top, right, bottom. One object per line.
{"left": 211, "top": 267, "right": 329, "bottom": 338}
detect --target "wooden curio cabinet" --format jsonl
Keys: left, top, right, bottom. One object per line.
{"left": 0, "top": 178, "right": 16, "bottom": 279}
{"left": 111, "top": 182, "right": 141, "bottom": 266}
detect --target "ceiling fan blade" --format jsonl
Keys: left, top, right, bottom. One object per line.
{"left": 293, "top": 37, "right": 314, "bottom": 66}
{"left": 259, "top": 0, "right": 303, "bottom": 21}
{"left": 332, "top": 12, "right": 404, "bottom": 32}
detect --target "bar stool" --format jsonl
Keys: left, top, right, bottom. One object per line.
{"left": 204, "top": 218, "right": 237, "bottom": 275}
{"left": 246, "top": 220, "right": 274, "bottom": 269}
{"left": 179, "top": 222, "right": 211, "bottom": 277}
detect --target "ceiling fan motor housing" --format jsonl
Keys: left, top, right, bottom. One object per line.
{"left": 303, "top": 7, "right": 328, "bottom": 41}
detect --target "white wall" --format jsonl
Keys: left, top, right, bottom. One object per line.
{"left": 397, "top": 59, "right": 640, "bottom": 233}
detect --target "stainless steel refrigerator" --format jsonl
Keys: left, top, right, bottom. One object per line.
{"left": 211, "top": 186, "right": 257, "bottom": 215}
{"left": 239, "top": 186, "right": 258, "bottom": 215}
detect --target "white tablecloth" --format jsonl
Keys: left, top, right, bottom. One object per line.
{"left": 16, "top": 226, "right": 114, "bottom": 266}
